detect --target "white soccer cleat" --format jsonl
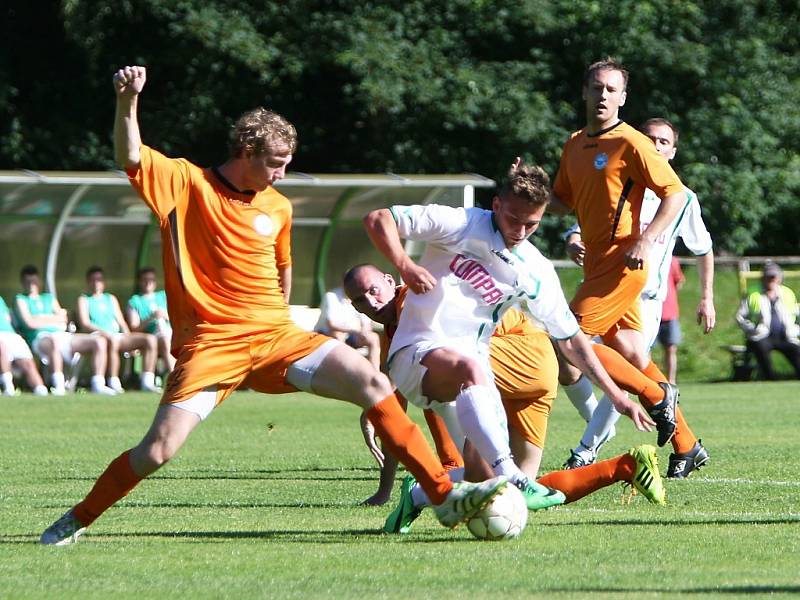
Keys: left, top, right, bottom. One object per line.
{"left": 40, "top": 510, "right": 87, "bottom": 546}
{"left": 433, "top": 476, "right": 508, "bottom": 529}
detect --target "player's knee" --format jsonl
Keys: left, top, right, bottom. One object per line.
{"left": 557, "top": 363, "right": 581, "bottom": 386}
{"left": 451, "top": 357, "right": 484, "bottom": 386}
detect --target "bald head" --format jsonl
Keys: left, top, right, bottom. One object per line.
{"left": 342, "top": 264, "right": 397, "bottom": 325}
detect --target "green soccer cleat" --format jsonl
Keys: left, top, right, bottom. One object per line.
{"left": 433, "top": 476, "right": 507, "bottom": 529}
{"left": 40, "top": 509, "right": 86, "bottom": 546}
{"left": 517, "top": 478, "right": 566, "bottom": 511}
{"left": 383, "top": 475, "right": 422, "bottom": 534}
{"left": 628, "top": 444, "right": 666, "bottom": 505}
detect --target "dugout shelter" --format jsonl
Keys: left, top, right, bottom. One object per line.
{"left": 0, "top": 170, "right": 495, "bottom": 316}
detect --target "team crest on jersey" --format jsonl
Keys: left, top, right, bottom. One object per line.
{"left": 253, "top": 214, "right": 274, "bottom": 236}
{"left": 593, "top": 153, "right": 608, "bottom": 170}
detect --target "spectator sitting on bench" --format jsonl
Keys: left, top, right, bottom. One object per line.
{"left": 735, "top": 261, "right": 800, "bottom": 380}
{"left": 76, "top": 266, "right": 161, "bottom": 393}
{"left": 14, "top": 265, "right": 117, "bottom": 396}
{"left": 126, "top": 267, "right": 176, "bottom": 375}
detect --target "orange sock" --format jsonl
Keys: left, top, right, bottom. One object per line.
{"left": 73, "top": 450, "right": 143, "bottom": 527}
{"left": 642, "top": 360, "right": 668, "bottom": 383}
{"left": 671, "top": 406, "right": 698, "bottom": 454}
{"left": 537, "top": 454, "right": 635, "bottom": 503}
{"left": 423, "top": 409, "right": 464, "bottom": 471}
{"left": 367, "top": 395, "right": 452, "bottom": 504}
{"left": 592, "top": 344, "right": 664, "bottom": 408}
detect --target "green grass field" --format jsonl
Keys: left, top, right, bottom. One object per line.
{"left": 2, "top": 383, "right": 799, "bottom": 599}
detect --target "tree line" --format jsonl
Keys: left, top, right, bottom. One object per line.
{"left": 2, "top": 0, "right": 798, "bottom": 256}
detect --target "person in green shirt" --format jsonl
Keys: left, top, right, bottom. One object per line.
{"left": 76, "top": 266, "right": 161, "bottom": 393}
{"left": 0, "top": 296, "right": 48, "bottom": 396}
{"left": 13, "top": 265, "right": 116, "bottom": 396}
{"left": 125, "top": 267, "right": 175, "bottom": 374}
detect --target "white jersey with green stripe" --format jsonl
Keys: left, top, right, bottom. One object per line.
{"left": 640, "top": 186, "right": 712, "bottom": 302}
{"left": 387, "top": 204, "right": 579, "bottom": 362}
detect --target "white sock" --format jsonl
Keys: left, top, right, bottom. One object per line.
{"left": 52, "top": 371, "right": 66, "bottom": 392}
{"left": 91, "top": 375, "right": 106, "bottom": 391}
{"left": 141, "top": 371, "right": 156, "bottom": 388}
{"left": 428, "top": 401, "right": 466, "bottom": 453}
{"left": 2, "top": 372, "right": 15, "bottom": 395}
{"left": 455, "top": 384, "right": 522, "bottom": 481}
{"left": 564, "top": 375, "right": 598, "bottom": 423}
{"left": 33, "top": 384, "right": 49, "bottom": 396}
{"left": 411, "top": 467, "right": 465, "bottom": 508}
{"left": 576, "top": 395, "right": 620, "bottom": 456}
{"left": 108, "top": 376, "right": 123, "bottom": 389}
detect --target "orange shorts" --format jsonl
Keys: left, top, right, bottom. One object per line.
{"left": 570, "top": 241, "right": 648, "bottom": 340}
{"left": 490, "top": 323, "right": 558, "bottom": 448}
{"left": 161, "top": 321, "right": 329, "bottom": 408}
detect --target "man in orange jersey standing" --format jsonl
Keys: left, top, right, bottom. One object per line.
{"left": 546, "top": 58, "right": 704, "bottom": 466}
{"left": 39, "top": 65, "right": 506, "bottom": 545}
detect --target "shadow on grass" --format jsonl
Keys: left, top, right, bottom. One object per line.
{"left": 60, "top": 466, "right": 380, "bottom": 483}
{"left": 540, "top": 516, "right": 800, "bottom": 527}
{"left": 0, "top": 528, "right": 469, "bottom": 545}
{"left": 550, "top": 586, "right": 800, "bottom": 594}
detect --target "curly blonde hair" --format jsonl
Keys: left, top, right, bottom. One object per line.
{"left": 229, "top": 107, "right": 297, "bottom": 158}
{"left": 499, "top": 164, "right": 551, "bottom": 207}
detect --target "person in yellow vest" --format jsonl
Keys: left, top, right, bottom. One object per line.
{"left": 76, "top": 266, "right": 161, "bottom": 393}
{"left": 735, "top": 261, "right": 800, "bottom": 380}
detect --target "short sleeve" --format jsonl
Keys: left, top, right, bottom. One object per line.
{"left": 678, "top": 192, "right": 713, "bottom": 256}
{"left": 127, "top": 145, "right": 191, "bottom": 221}
{"left": 390, "top": 204, "right": 469, "bottom": 245}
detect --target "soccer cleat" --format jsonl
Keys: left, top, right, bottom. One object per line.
{"left": 40, "top": 509, "right": 86, "bottom": 546}
{"left": 647, "top": 382, "right": 679, "bottom": 447}
{"left": 91, "top": 384, "right": 118, "bottom": 396}
{"left": 563, "top": 449, "right": 595, "bottom": 470}
{"left": 667, "top": 439, "right": 709, "bottom": 479}
{"left": 516, "top": 478, "right": 566, "bottom": 511}
{"left": 628, "top": 444, "right": 666, "bottom": 505}
{"left": 433, "top": 476, "right": 507, "bottom": 529}
{"left": 383, "top": 475, "right": 422, "bottom": 534}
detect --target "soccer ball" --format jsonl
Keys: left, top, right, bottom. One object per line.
{"left": 466, "top": 483, "right": 528, "bottom": 541}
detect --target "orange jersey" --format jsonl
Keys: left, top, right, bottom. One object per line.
{"left": 553, "top": 121, "right": 684, "bottom": 251}
{"left": 128, "top": 146, "right": 294, "bottom": 351}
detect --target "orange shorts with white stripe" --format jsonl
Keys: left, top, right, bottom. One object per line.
{"left": 569, "top": 241, "right": 648, "bottom": 340}
{"left": 490, "top": 311, "right": 558, "bottom": 448}
{"left": 161, "top": 321, "right": 329, "bottom": 408}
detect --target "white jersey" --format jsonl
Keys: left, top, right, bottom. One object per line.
{"left": 387, "top": 204, "right": 579, "bottom": 361}
{"left": 640, "top": 186, "right": 712, "bottom": 302}
{"left": 565, "top": 186, "right": 712, "bottom": 303}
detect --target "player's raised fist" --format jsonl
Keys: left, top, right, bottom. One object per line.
{"left": 113, "top": 66, "right": 147, "bottom": 97}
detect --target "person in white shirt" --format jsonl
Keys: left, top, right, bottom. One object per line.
{"left": 363, "top": 163, "right": 655, "bottom": 510}
{"left": 562, "top": 118, "right": 715, "bottom": 479}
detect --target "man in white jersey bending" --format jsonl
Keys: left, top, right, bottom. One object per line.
{"left": 363, "top": 164, "right": 656, "bottom": 507}
{"left": 562, "top": 118, "right": 715, "bottom": 478}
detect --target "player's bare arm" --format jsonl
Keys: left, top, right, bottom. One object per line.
{"left": 112, "top": 65, "right": 146, "bottom": 169}
{"left": 625, "top": 189, "right": 686, "bottom": 270}
{"left": 565, "top": 231, "right": 586, "bottom": 266}
{"left": 556, "top": 333, "right": 655, "bottom": 432}
{"left": 696, "top": 251, "right": 716, "bottom": 333}
{"left": 363, "top": 209, "right": 436, "bottom": 294}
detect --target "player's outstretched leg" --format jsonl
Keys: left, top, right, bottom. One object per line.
{"left": 628, "top": 444, "right": 666, "bottom": 504}
{"left": 667, "top": 439, "right": 709, "bottom": 479}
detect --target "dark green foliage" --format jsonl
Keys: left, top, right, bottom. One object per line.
{"left": 1, "top": 0, "right": 798, "bottom": 254}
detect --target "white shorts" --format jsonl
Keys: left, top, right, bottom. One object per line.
{"left": 388, "top": 341, "right": 493, "bottom": 409}
{"left": 0, "top": 331, "right": 33, "bottom": 361}
{"left": 170, "top": 338, "right": 341, "bottom": 421}
{"left": 32, "top": 331, "right": 76, "bottom": 365}
{"left": 640, "top": 296, "right": 664, "bottom": 353}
